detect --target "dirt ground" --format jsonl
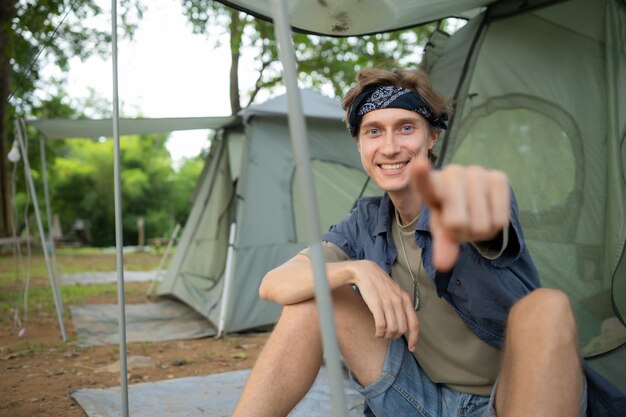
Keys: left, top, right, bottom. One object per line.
{"left": 0, "top": 251, "right": 270, "bottom": 417}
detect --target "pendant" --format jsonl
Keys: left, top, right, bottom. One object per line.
{"left": 413, "top": 284, "right": 420, "bottom": 310}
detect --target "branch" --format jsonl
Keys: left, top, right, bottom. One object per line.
{"left": 245, "top": 58, "right": 274, "bottom": 107}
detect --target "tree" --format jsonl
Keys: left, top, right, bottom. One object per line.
{"left": 51, "top": 132, "right": 183, "bottom": 246}
{"left": 181, "top": 1, "right": 437, "bottom": 113}
{"left": 1, "top": 0, "right": 143, "bottom": 238}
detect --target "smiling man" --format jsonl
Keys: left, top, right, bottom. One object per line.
{"left": 231, "top": 68, "right": 622, "bottom": 417}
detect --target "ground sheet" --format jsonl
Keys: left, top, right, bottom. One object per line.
{"left": 70, "top": 300, "right": 216, "bottom": 347}
{"left": 72, "top": 367, "right": 365, "bottom": 416}
{"left": 61, "top": 270, "right": 159, "bottom": 285}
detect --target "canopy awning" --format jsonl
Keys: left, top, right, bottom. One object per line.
{"left": 216, "top": 0, "right": 571, "bottom": 36}
{"left": 216, "top": 0, "right": 492, "bottom": 36}
{"left": 24, "top": 116, "right": 239, "bottom": 140}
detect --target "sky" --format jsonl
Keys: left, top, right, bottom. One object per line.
{"left": 61, "top": 0, "right": 261, "bottom": 167}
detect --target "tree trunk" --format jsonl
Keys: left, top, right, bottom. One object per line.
{"left": 0, "top": 0, "right": 16, "bottom": 238}
{"left": 228, "top": 9, "right": 241, "bottom": 115}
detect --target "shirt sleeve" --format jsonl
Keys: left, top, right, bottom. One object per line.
{"left": 472, "top": 226, "right": 509, "bottom": 260}
{"left": 299, "top": 241, "right": 350, "bottom": 263}
{"left": 320, "top": 211, "right": 360, "bottom": 260}
{"left": 488, "top": 188, "right": 525, "bottom": 268}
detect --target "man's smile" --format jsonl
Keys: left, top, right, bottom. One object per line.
{"left": 378, "top": 161, "right": 409, "bottom": 173}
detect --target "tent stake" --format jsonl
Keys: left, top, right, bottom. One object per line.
{"left": 269, "top": 1, "right": 349, "bottom": 416}
{"left": 14, "top": 119, "right": 67, "bottom": 342}
{"left": 111, "top": 0, "right": 129, "bottom": 415}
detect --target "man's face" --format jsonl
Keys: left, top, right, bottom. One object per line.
{"left": 357, "top": 108, "right": 437, "bottom": 195}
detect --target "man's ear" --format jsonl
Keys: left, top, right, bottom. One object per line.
{"left": 356, "top": 137, "right": 362, "bottom": 152}
{"left": 429, "top": 130, "right": 440, "bottom": 149}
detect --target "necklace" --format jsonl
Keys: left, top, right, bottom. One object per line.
{"left": 395, "top": 210, "right": 421, "bottom": 310}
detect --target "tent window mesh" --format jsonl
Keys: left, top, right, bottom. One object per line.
{"left": 292, "top": 160, "right": 381, "bottom": 243}
{"left": 452, "top": 108, "right": 577, "bottom": 217}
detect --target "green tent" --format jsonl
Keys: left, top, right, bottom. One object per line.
{"left": 426, "top": 0, "right": 626, "bottom": 391}
{"left": 156, "top": 90, "right": 380, "bottom": 336}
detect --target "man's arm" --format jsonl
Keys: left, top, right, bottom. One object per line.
{"left": 259, "top": 254, "right": 355, "bottom": 305}
{"left": 259, "top": 253, "right": 420, "bottom": 352}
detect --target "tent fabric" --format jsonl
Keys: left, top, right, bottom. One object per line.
{"left": 427, "top": 0, "right": 626, "bottom": 367}
{"left": 157, "top": 90, "right": 381, "bottom": 332}
{"left": 214, "top": 0, "right": 573, "bottom": 36}
{"left": 216, "top": 0, "right": 492, "bottom": 36}
{"left": 25, "top": 116, "right": 237, "bottom": 140}
{"left": 244, "top": 89, "right": 345, "bottom": 121}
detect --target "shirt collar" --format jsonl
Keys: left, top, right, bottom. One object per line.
{"left": 375, "top": 193, "right": 432, "bottom": 236}
{"left": 374, "top": 193, "right": 393, "bottom": 236}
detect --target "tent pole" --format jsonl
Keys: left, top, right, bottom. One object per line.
{"left": 269, "top": 1, "right": 348, "bottom": 416}
{"left": 111, "top": 0, "right": 129, "bottom": 415}
{"left": 14, "top": 119, "right": 67, "bottom": 342}
{"left": 38, "top": 132, "right": 61, "bottom": 288}
{"left": 217, "top": 220, "right": 237, "bottom": 338}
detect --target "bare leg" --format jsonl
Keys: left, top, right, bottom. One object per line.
{"left": 232, "top": 286, "right": 388, "bottom": 417}
{"left": 496, "top": 288, "right": 584, "bottom": 417}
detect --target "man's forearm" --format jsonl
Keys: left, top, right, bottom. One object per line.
{"left": 259, "top": 254, "right": 357, "bottom": 305}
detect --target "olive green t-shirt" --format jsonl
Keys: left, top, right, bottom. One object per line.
{"left": 301, "top": 214, "right": 501, "bottom": 396}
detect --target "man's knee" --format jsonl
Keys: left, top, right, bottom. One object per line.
{"left": 507, "top": 288, "right": 578, "bottom": 346}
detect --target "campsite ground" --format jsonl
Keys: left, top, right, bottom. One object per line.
{"left": 0, "top": 248, "right": 269, "bottom": 417}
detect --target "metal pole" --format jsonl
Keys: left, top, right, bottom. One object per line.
{"left": 38, "top": 134, "right": 61, "bottom": 288}
{"left": 111, "top": 0, "right": 130, "bottom": 415}
{"left": 14, "top": 120, "right": 67, "bottom": 342}
{"left": 217, "top": 220, "right": 237, "bottom": 338}
{"left": 269, "top": 1, "right": 348, "bottom": 416}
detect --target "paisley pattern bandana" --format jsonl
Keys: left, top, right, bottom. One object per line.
{"left": 348, "top": 85, "right": 448, "bottom": 136}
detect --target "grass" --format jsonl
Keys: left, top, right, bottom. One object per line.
{"left": 0, "top": 246, "right": 169, "bottom": 324}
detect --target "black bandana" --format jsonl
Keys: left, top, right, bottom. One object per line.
{"left": 347, "top": 86, "right": 448, "bottom": 136}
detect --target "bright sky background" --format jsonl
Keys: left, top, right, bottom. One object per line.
{"left": 61, "top": 0, "right": 262, "bottom": 167}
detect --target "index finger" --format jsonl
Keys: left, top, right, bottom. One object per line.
{"left": 413, "top": 159, "right": 441, "bottom": 208}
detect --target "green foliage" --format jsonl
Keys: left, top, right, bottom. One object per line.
{"left": 169, "top": 155, "right": 205, "bottom": 225}
{"left": 48, "top": 134, "right": 205, "bottom": 246}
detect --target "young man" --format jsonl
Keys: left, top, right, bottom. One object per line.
{"left": 231, "top": 69, "right": 621, "bottom": 417}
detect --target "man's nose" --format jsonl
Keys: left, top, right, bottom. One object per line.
{"left": 381, "top": 133, "right": 400, "bottom": 155}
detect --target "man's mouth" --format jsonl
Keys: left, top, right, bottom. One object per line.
{"left": 378, "top": 162, "right": 408, "bottom": 171}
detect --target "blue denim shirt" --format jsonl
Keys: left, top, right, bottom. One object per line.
{"left": 322, "top": 192, "right": 626, "bottom": 416}
{"left": 323, "top": 191, "right": 539, "bottom": 349}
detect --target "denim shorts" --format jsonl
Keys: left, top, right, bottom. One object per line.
{"left": 349, "top": 337, "right": 588, "bottom": 417}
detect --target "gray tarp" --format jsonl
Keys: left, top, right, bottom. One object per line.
{"left": 61, "top": 271, "right": 157, "bottom": 285}
{"left": 70, "top": 301, "right": 216, "bottom": 347}
{"left": 72, "top": 367, "right": 365, "bottom": 417}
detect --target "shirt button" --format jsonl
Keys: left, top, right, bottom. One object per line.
{"left": 385, "top": 260, "right": 390, "bottom": 265}
{"left": 456, "top": 279, "right": 462, "bottom": 286}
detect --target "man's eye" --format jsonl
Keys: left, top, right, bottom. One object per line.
{"left": 401, "top": 125, "right": 414, "bottom": 132}
{"left": 368, "top": 128, "right": 380, "bottom": 135}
